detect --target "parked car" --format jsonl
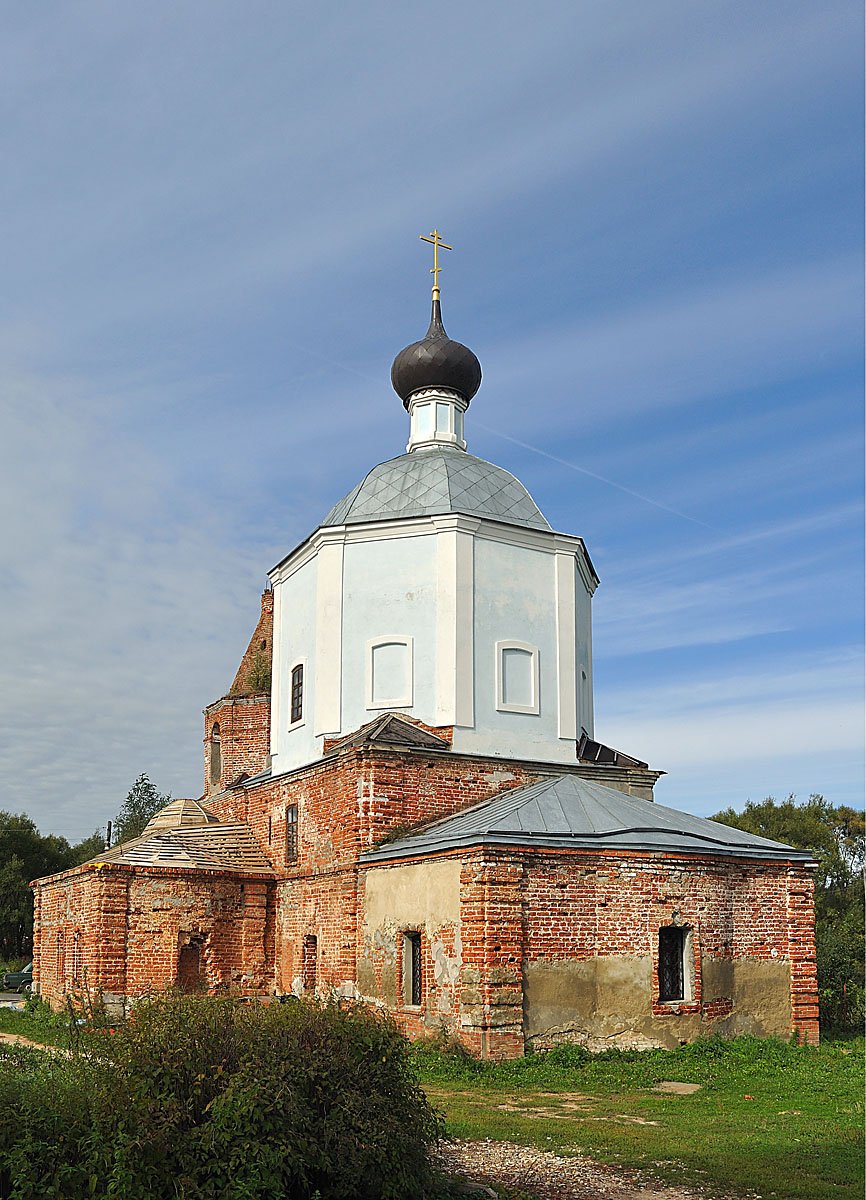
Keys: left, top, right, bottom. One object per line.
{"left": 2, "top": 963, "right": 32, "bottom": 993}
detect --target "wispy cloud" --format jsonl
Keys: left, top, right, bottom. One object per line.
{"left": 599, "top": 650, "right": 864, "bottom": 813}
{"left": 0, "top": 2, "right": 860, "bottom": 838}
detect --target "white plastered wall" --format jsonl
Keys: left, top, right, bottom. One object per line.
{"left": 269, "top": 514, "right": 596, "bottom": 773}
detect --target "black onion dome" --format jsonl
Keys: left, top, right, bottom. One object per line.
{"left": 391, "top": 298, "right": 482, "bottom": 409}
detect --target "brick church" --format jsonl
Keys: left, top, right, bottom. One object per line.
{"left": 33, "top": 254, "right": 819, "bottom": 1055}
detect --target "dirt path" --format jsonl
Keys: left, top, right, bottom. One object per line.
{"left": 439, "top": 1139, "right": 740, "bottom": 1200}
{"left": 0, "top": 1031, "right": 46, "bottom": 1049}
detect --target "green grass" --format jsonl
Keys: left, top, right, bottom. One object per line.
{"left": 414, "top": 1036, "right": 865, "bottom": 1200}
{"left": 0, "top": 996, "right": 74, "bottom": 1048}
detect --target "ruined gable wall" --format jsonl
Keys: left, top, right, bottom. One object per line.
{"left": 122, "top": 870, "right": 273, "bottom": 1002}
{"left": 228, "top": 589, "right": 274, "bottom": 697}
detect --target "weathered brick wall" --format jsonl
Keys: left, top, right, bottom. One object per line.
{"left": 519, "top": 849, "right": 818, "bottom": 1048}
{"left": 203, "top": 695, "right": 270, "bottom": 795}
{"left": 32, "top": 733, "right": 817, "bottom": 1056}
{"left": 274, "top": 873, "right": 359, "bottom": 997}
{"left": 208, "top": 746, "right": 541, "bottom": 876}
{"left": 458, "top": 852, "right": 525, "bottom": 1058}
{"left": 353, "top": 845, "right": 818, "bottom": 1058}
{"left": 34, "top": 864, "right": 275, "bottom": 1017}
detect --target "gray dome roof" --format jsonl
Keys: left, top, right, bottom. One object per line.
{"left": 322, "top": 447, "right": 550, "bottom": 530}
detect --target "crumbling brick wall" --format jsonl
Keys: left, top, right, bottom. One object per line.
{"left": 33, "top": 863, "right": 275, "bottom": 1018}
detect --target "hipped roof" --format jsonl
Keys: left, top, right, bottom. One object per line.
{"left": 361, "top": 774, "right": 815, "bottom": 864}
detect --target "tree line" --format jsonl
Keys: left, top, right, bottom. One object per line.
{"left": 0, "top": 774, "right": 169, "bottom": 959}
{"left": 710, "top": 794, "right": 864, "bottom": 1031}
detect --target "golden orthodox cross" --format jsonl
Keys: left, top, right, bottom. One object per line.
{"left": 419, "top": 228, "right": 452, "bottom": 299}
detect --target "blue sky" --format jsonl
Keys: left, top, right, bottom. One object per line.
{"left": 0, "top": 1, "right": 862, "bottom": 839}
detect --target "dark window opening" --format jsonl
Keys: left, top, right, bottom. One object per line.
{"left": 210, "top": 724, "right": 221, "bottom": 785}
{"left": 658, "top": 926, "right": 687, "bottom": 1001}
{"left": 286, "top": 805, "right": 298, "bottom": 864}
{"left": 290, "top": 664, "right": 304, "bottom": 724}
{"left": 177, "top": 940, "right": 204, "bottom": 992}
{"left": 72, "top": 931, "right": 82, "bottom": 985}
{"left": 302, "top": 935, "right": 317, "bottom": 992}
{"left": 404, "top": 931, "right": 423, "bottom": 1006}
{"left": 268, "top": 815, "right": 273, "bottom": 845}
{"left": 260, "top": 639, "right": 267, "bottom": 650}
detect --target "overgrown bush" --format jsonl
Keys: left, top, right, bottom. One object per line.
{"left": 0, "top": 993, "right": 448, "bottom": 1200}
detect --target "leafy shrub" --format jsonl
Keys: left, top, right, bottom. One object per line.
{"left": 0, "top": 993, "right": 448, "bottom": 1200}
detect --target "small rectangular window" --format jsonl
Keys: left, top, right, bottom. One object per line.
{"left": 290, "top": 664, "right": 304, "bottom": 724}
{"left": 286, "top": 804, "right": 298, "bottom": 864}
{"left": 403, "top": 931, "right": 423, "bottom": 1006}
{"left": 302, "top": 935, "right": 317, "bottom": 992}
{"left": 658, "top": 926, "right": 687, "bottom": 1001}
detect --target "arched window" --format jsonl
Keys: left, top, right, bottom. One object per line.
{"left": 366, "top": 637, "right": 413, "bottom": 709}
{"left": 286, "top": 804, "right": 298, "bottom": 864}
{"left": 658, "top": 926, "right": 692, "bottom": 1002}
{"left": 209, "top": 724, "right": 221, "bottom": 785}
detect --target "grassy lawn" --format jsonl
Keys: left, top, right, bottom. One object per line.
{"left": 415, "top": 1036, "right": 864, "bottom": 1200}
{"left": 2, "top": 1008, "right": 860, "bottom": 1200}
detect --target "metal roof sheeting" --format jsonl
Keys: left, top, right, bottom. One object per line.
{"left": 361, "top": 774, "right": 815, "bottom": 864}
{"left": 322, "top": 447, "right": 550, "bottom": 530}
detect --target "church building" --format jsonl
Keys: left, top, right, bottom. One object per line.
{"left": 32, "top": 243, "right": 819, "bottom": 1055}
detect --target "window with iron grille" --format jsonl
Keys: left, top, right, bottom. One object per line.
{"left": 658, "top": 926, "right": 687, "bottom": 1001}
{"left": 302, "top": 935, "right": 317, "bottom": 992}
{"left": 404, "top": 931, "right": 423, "bottom": 1006}
{"left": 286, "top": 804, "right": 298, "bottom": 864}
{"left": 290, "top": 664, "right": 304, "bottom": 724}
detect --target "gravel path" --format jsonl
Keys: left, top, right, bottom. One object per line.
{"left": 439, "top": 1139, "right": 734, "bottom": 1200}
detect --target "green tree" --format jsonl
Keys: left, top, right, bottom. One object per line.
{"left": 712, "top": 795, "right": 865, "bottom": 1031}
{"left": 71, "top": 831, "right": 107, "bottom": 864}
{"left": 0, "top": 814, "right": 79, "bottom": 957}
{"left": 111, "top": 773, "right": 171, "bottom": 845}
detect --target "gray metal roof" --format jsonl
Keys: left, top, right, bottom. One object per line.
{"left": 361, "top": 774, "right": 815, "bottom": 864}
{"left": 322, "top": 447, "right": 550, "bottom": 530}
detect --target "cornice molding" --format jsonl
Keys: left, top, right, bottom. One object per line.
{"left": 270, "top": 512, "right": 599, "bottom": 591}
